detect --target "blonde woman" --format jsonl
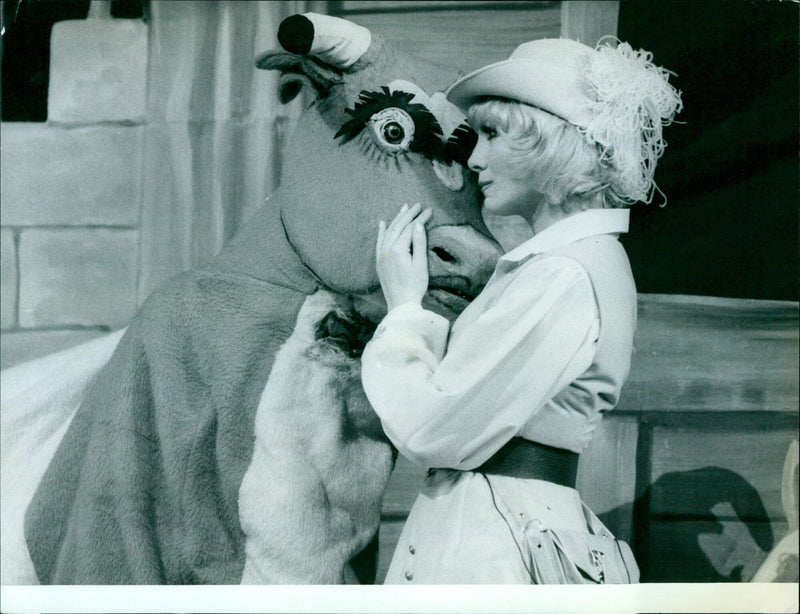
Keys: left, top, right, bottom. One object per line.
{"left": 362, "top": 37, "right": 681, "bottom": 584}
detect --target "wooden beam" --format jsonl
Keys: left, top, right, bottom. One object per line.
{"left": 620, "top": 294, "right": 799, "bottom": 412}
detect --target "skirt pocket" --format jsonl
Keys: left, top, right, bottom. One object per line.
{"left": 525, "top": 526, "right": 639, "bottom": 584}
{"left": 483, "top": 475, "right": 640, "bottom": 584}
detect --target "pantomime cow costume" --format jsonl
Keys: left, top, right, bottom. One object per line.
{"left": 1, "top": 14, "right": 501, "bottom": 584}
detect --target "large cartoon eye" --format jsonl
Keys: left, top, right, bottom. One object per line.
{"left": 335, "top": 87, "right": 444, "bottom": 159}
{"left": 368, "top": 108, "right": 415, "bottom": 152}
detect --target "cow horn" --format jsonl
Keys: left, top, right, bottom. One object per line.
{"left": 277, "top": 13, "right": 371, "bottom": 69}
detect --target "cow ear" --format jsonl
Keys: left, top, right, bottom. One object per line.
{"left": 256, "top": 13, "right": 372, "bottom": 101}
{"left": 277, "top": 13, "right": 371, "bottom": 69}
{"left": 256, "top": 51, "right": 343, "bottom": 101}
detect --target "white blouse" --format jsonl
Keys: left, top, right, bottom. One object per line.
{"left": 360, "top": 208, "right": 632, "bottom": 469}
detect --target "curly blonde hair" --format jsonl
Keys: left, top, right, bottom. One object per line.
{"left": 468, "top": 98, "right": 620, "bottom": 213}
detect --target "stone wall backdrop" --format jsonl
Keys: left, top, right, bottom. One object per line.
{"left": 0, "top": 0, "right": 320, "bottom": 368}
{"left": 1, "top": 0, "right": 146, "bottom": 367}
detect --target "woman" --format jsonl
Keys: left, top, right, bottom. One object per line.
{"left": 361, "top": 37, "right": 682, "bottom": 584}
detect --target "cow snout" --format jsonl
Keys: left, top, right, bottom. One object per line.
{"left": 424, "top": 225, "right": 501, "bottom": 320}
{"left": 351, "top": 224, "right": 501, "bottom": 324}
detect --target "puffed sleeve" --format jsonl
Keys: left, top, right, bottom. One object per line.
{"left": 361, "top": 256, "right": 598, "bottom": 470}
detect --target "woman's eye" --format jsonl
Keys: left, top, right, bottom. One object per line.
{"left": 368, "top": 107, "right": 415, "bottom": 153}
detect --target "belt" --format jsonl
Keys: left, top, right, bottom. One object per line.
{"left": 474, "top": 437, "right": 579, "bottom": 487}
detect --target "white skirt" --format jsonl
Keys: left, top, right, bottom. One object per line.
{"left": 384, "top": 469, "right": 639, "bottom": 584}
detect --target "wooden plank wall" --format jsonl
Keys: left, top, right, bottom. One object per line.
{"left": 328, "top": 2, "right": 799, "bottom": 584}
{"left": 331, "top": 1, "right": 564, "bottom": 75}
{"left": 622, "top": 295, "right": 799, "bottom": 582}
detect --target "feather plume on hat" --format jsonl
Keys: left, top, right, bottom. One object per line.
{"left": 584, "top": 37, "right": 683, "bottom": 205}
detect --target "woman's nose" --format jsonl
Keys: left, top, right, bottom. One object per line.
{"left": 467, "top": 138, "right": 487, "bottom": 172}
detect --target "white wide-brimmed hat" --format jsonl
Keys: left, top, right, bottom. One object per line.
{"left": 446, "top": 37, "right": 683, "bottom": 205}
{"left": 446, "top": 38, "right": 597, "bottom": 128}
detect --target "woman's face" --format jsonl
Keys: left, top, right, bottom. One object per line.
{"left": 467, "top": 122, "right": 546, "bottom": 220}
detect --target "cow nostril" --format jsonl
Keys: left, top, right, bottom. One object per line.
{"left": 431, "top": 247, "right": 457, "bottom": 263}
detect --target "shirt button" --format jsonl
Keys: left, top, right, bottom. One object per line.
{"left": 409, "top": 545, "right": 416, "bottom": 555}
{"left": 405, "top": 571, "right": 414, "bottom": 581}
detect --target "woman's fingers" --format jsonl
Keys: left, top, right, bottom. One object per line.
{"left": 384, "top": 204, "right": 408, "bottom": 237}
{"left": 394, "top": 223, "right": 414, "bottom": 256}
{"left": 385, "top": 203, "right": 422, "bottom": 238}
{"left": 411, "top": 219, "right": 428, "bottom": 272}
{"left": 374, "top": 205, "right": 432, "bottom": 311}
{"left": 408, "top": 209, "right": 432, "bottom": 262}
{"left": 416, "top": 208, "right": 433, "bottom": 226}
{"left": 392, "top": 208, "right": 430, "bottom": 256}
{"left": 377, "top": 204, "right": 431, "bottom": 268}
{"left": 394, "top": 202, "right": 421, "bottom": 227}
{"left": 386, "top": 204, "right": 428, "bottom": 244}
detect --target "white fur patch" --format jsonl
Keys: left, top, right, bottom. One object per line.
{"left": 239, "top": 290, "right": 392, "bottom": 584}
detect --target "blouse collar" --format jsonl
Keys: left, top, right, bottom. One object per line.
{"left": 501, "top": 208, "right": 630, "bottom": 263}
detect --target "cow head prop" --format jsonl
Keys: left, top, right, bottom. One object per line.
{"left": 254, "top": 13, "right": 500, "bottom": 320}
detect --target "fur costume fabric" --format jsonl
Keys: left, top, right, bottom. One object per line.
{"left": 9, "top": 13, "right": 501, "bottom": 584}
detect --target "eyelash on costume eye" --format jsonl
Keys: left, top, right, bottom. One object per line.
{"left": 335, "top": 87, "right": 445, "bottom": 160}
{"left": 354, "top": 130, "right": 413, "bottom": 170}
{"left": 444, "top": 122, "right": 478, "bottom": 168}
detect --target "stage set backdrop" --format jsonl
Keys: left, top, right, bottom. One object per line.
{"left": 1, "top": 0, "right": 797, "bottom": 584}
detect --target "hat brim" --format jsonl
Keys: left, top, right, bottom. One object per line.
{"left": 445, "top": 57, "right": 593, "bottom": 128}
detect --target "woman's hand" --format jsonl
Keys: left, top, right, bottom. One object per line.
{"left": 376, "top": 203, "right": 432, "bottom": 312}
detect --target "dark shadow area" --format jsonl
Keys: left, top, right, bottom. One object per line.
{"left": 1, "top": 0, "right": 147, "bottom": 122}
{"left": 625, "top": 467, "right": 775, "bottom": 582}
{"left": 617, "top": 0, "right": 799, "bottom": 301}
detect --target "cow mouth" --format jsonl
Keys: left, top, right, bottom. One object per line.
{"left": 424, "top": 275, "right": 479, "bottom": 318}
{"left": 351, "top": 274, "right": 480, "bottom": 326}
{"left": 334, "top": 278, "right": 477, "bottom": 358}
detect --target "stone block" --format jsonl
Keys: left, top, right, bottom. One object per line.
{"left": 0, "top": 329, "right": 108, "bottom": 370}
{"left": 1, "top": 229, "right": 17, "bottom": 330}
{"left": 48, "top": 17, "right": 147, "bottom": 123}
{"left": 0, "top": 123, "right": 142, "bottom": 226}
{"left": 18, "top": 229, "right": 138, "bottom": 328}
